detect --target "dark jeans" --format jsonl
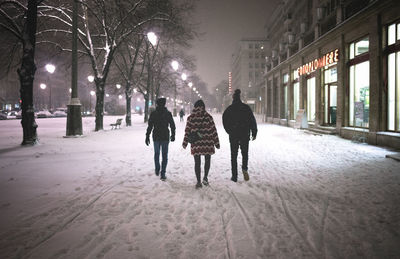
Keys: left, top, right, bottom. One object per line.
{"left": 154, "top": 141, "right": 169, "bottom": 177}
{"left": 230, "top": 137, "right": 249, "bottom": 180}
{"left": 194, "top": 154, "right": 211, "bottom": 183}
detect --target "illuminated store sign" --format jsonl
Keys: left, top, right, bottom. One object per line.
{"left": 297, "top": 49, "right": 339, "bottom": 76}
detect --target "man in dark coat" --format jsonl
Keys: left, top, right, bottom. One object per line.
{"left": 222, "top": 89, "right": 257, "bottom": 182}
{"left": 146, "top": 98, "right": 175, "bottom": 181}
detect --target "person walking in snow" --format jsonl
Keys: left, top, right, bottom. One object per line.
{"left": 182, "top": 100, "right": 220, "bottom": 189}
{"left": 145, "top": 98, "right": 176, "bottom": 181}
{"left": 222, "top": 89, "right": 257, "bottom": 182}
{"left": 179, "top": 108, "right": 185, "bottom": 122}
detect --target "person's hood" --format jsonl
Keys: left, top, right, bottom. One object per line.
{"left": 192, "top": 106, "right": 205, "bottom": 116}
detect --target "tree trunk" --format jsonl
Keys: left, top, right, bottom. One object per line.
{"left": 19, "top": 0, "right": 38, "bottom": 145}
{"left": 125, "top": 94, "right": 132, "bottom": 127}
{"left": 95, "top": 81, "right": 105, "bottom": 131}
{"left": 125, "top": 82, "right": 132, "bottom": 126}
{"left": 144, "top": 96, "right": 149, "bottom": 123}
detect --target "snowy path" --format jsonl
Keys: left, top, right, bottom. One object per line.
{"left": 0, "top": 114, "right": 399, "bottom": 259}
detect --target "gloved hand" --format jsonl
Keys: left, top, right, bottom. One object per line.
{"left": 145, "top": 136, "right": 150, "bottom": 146}
{"left": 252, "top": 132, "right": 257, "bottom": 141}
{"left": 170, "top": 135, "right": 175, "bottom": 142}
{"left": 215, "top": 144, "right": 220, "bottom": 149}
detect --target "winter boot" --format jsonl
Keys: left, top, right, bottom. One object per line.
{"left": 202, "top": 177, "right": 209, "bottom": 186}
{"left": 242, "top": 169, "right": 249, "bottom": 181}
{"left": 196, "top": 182, "right": 202, "bottom": 189}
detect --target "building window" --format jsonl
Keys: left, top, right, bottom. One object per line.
{"left": 293, "top": 70, "right": 300, "bottom": 119}
{"left": 307, "top": 77, "right": 316, "bottom": 121}
{"left": 324, "top": 67, "right": 338, "bottom": 125}
{"left": 350, "top": 37, "right": 369, "bottom": 59}
{"left": 282, "top": 73, "right": 289, "bottom": 119}
{"left": 249, "top": 63, "right": 253, "bottom": 68}
{"left": 249, "top": 52, "right": 253, "bottom": 58}
{"left": 349, "top": 37, "right": 370, "bottom": 128}
{"left": 249, "top": 44, "right": 253, "bottom": 49}
{"left": 387, "top": 22, "right": 400, "bottom": 132}
{"left": 255, "top": 63, "right": 259, "bottom": 69}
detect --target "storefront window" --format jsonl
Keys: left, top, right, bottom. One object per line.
{"left": 350, "top": 37, "right": 369, "bottom": 59}
{"left": 387, "top": 22, "right": 400, "bottom": 132}
{"left": 282, "top": 73, "right": 288, "bottom": 119}
{"left": 293, "top": 70, "right": 300, "bottom": 118}
{"left": 349, "top": 61, "right": 370, "bottom": 127}
{"left": 324, "top": 67, "right": 338, "bottom": 125}
{"left": 307, "top": 77, "right": 316, "bottom": 121}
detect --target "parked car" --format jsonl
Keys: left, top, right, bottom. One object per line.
{"left": 0, "top": 113, "right": 7, "bottom": 120}
{"left": 53, "top": 110, "right": 67, "bottom": 117}
{"left": 16, "top": 110, "right": 22, "bottom": 119}
{"left": 7, "top": 111, "right": 18, "bottom": 119}
{"left": 36, "top": 110, "right": 55, "bottom": 118}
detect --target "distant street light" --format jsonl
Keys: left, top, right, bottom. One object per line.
{"left": 181, "top": 73, "right": 187, "bottom": 81}
{"left": 87, "top": 76, "right": 95, "bottom": 113}
{"left": 88, "top": 75, "right": 94, "bottom": 83}
{"left": 40, "top": 83, "right": 47, "bottom": 110}
{"left": 171, "top": 60, "right": 179, "bottom": 71}
{"left": 147, "top": 32, "right": 158, "bottom": 46}
{"left": 116, "top": 84, "right": 121, "bottom": 89}
{"left": 45, "top": 64, "right": 56, "bottom": 111}
{"left": 188, "top": 82, "right": 193, "bottom": 88}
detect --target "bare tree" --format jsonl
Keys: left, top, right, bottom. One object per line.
{"left": 39, "top": 0, "right": 175, "bottom": 130}
{"left": 0, "top": 0, "right": 47, "bottom": 145}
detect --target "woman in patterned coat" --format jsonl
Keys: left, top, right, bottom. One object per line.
{"left": 182, "top": 100, "right": 220, "bottom": 188}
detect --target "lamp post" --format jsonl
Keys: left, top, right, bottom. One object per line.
{"left": 45, "top": 64, "right": 55, "bottom": 112}
{"left": 90, "top": 90, "right": 95, "bottom": 113}
{"left": 40, "top": 83, "right": 46, "bottom": 110}
{"left": 66, "top": 0, "right": 82, "bottom": 136}
{"left": 88, "top": 76, "right": 94, "bottom": 114}
{"left": 188, "top": 82, "right": 193, "bottom": 112}
{"left": 171, "top": 60, "right": 179, "bottom": 116}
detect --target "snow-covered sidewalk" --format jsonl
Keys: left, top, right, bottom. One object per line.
{"left": 0, "top": 114, "right": 399, "bottom": 259}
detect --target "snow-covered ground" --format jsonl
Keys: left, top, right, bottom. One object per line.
{"left": 0, "top": 114, "right": 399, "bottom": 259}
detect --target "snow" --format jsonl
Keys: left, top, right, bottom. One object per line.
{"left": 0, "top": 114, "right": 399, "bottom": 259}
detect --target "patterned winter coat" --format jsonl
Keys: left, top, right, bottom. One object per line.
{"left": 182, "top": 106, "right": 220, "bottom": 155}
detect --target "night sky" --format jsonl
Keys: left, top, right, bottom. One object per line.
{"left": 189, "top": 0, "right": 280, "bottom": 90}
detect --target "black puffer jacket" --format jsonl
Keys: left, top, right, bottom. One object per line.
{"left": 146, "top": 107, "right": 176, "bottom": 141}
{"left": 222, "top": 99, "right": 257, "bottom": 140}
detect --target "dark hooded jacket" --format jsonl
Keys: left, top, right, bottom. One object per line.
{"left": 146, "top": 105, "right": 175, "bottom": 142}
{"left": 222, "top": 98, "right": 257, "bottom": 141}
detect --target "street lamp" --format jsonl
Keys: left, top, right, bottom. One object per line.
{"left": 171, "top": 60, "right": 179, "bottom": 71}
{"left": 90, "top": 90, "right": 95, "bottom": 114}
{"left": 181, "top": 73, "right": 187, "bottom": 81}
{"left": 171, "top": 61, "right": 180, "bottom": 116}
{"left": 45, "top": 64, "right": 55, "bottom": 111}
{"left": 147, "top": 32, "right": 158, "bottom": 46}
{"left": 116, "top": 84, "right": 121, "bottom": 89}
{"left": 87, "top": 75, "right": 94, "bottom": 113}
{"left": 40, "top": 83, "right": 47, "bottom": 110}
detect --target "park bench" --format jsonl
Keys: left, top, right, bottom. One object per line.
{"left": 110, "top": 118, "right": 123, "bottom": 129}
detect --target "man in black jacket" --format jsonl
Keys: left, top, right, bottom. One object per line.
{"left": 222, "top": 89, "right": 257, "bottom": 182}
{"left": 146, "top": 98, "right": 175, "bottom": 181}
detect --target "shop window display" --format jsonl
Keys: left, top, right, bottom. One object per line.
{"left": 387, "top": 22, "right": 400, "bottom": 132}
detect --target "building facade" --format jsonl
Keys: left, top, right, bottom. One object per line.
{"left": 264, "top": 0, "right": 400, "bottom": 149}
{"left": 231, "top": 38, "right": 268, "bottom": 113}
